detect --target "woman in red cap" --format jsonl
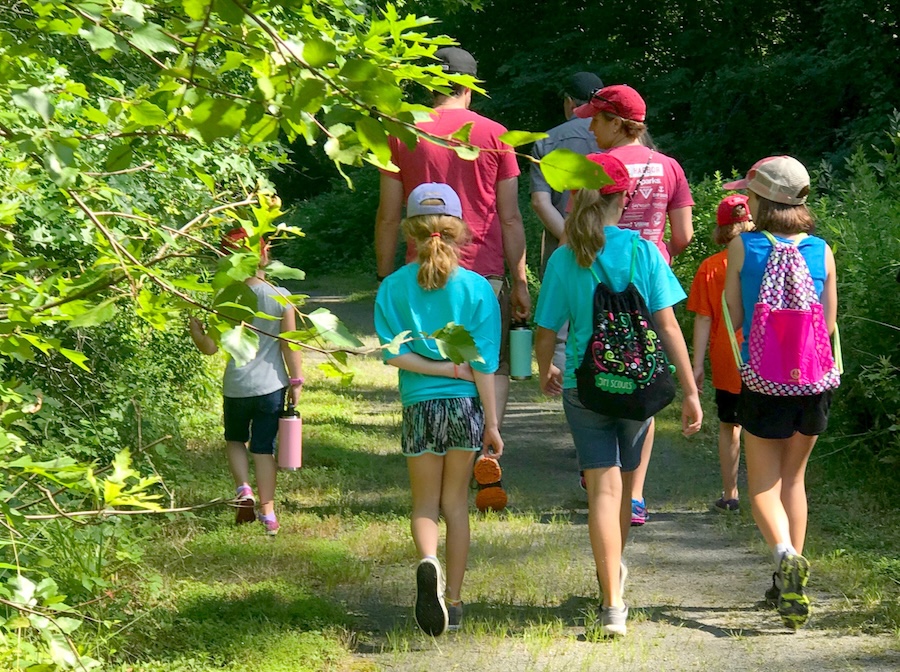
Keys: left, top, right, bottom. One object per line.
{"left": 535, "top": 152, "right": 701, "bottom": 638}
{"left": 572, "top": 84, "right": 696, "bottom": 527}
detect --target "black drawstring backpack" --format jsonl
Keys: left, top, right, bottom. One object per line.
{"left": 574, "top": 237, "right": 677, "bottom": 421}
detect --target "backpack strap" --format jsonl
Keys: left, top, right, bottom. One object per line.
{"left": 721, "top": 290, "right": 743, "bottom": 367}
{"left": 762, "top": 230, "right": 808, "bottom": 247}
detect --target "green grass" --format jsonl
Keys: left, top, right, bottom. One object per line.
{"left": 96, "top": 273, "right": 899, "bottom": 669}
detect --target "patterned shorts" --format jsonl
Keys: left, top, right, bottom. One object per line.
{"left": 401, "top": 397, "right": 484, "bottom": 456}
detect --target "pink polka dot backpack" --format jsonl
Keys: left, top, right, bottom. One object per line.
{"left": 723, "top": 231, "right": 842, "bottom": 396}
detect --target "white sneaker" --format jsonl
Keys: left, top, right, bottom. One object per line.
{"left": 414, "top": 557, "right": 448, "bottom": 636}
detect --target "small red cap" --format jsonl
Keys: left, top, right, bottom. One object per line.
{"left": 573, "top": 84, "right": 647, "bottom": 122}
{"left": 220, "top": 227, "right": 248, "bottom": 253}
{"left": 716, "top": 194, "right": 751, "bottom": 227}
{"left": 586, "top": 152, "right": 631, "bottom": 195}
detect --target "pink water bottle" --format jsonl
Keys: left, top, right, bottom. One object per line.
{"left": 277, "top": 404, "right": 302, "bottom": 470}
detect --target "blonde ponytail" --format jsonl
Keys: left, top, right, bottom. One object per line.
{"left": 402, "top": 210, "right": 470, "bottom": 289}
{"left": 565, "top": 189, "right": 623, "bottom": 268}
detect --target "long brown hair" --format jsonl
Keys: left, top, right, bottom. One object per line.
{"left": 565, "top": 189, "right": 624, "bottom": 268}
{"left": 753, "top": 190, "right": 815, "bottom": 235}
{"left": 402, "top": 209, "right": 470, "bottom": 289}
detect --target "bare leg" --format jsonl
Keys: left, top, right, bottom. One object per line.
{"left": 407, "top": 453, "right": 444, "bottom": 559}
{"left": 781, "top": 433, "right": 817, "bottom": 555}
{"left": 585, "top": 466, "right": 626, "bottom": 608}
{"left": 440, "top": 450, "right": 478, "bottom": 601}
{"left": 744, "top": 432, "right": 792, "bottom": 549}
{"left": 226, "top": 441, "right": 250, "bottom": 487}
{"left": 630, "top": 417, "right": 655, "bottom": 502}
{"left": 718, "top": 422, "right": 741, "bottom": 501}
{"left": 619, "top": 470, "right": 635, "bottom": 549}
{"left": 252, "top": 453, "right": 277, "bottom": 516}
{"left": 494, "top": 374, "right": 509, "bottom": 428}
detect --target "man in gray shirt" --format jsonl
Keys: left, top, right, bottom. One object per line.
{"left": 530, "top": 71, "right": 603, "bottom": 277}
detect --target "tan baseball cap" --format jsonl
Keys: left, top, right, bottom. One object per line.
{"left": 723, "top": 156, "right": 810, "bottom": 205}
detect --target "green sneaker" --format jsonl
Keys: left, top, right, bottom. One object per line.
{"left": 778, "top": 553, "right": 811, "bottom": 630}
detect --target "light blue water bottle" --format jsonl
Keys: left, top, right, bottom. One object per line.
{"left": 509, "top": 321, "right": 533, "bottom": 380}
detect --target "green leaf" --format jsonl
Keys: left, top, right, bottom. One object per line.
{"left": 356, "top": 116, "right": 391, "bottom": 164}
{"left": 218, "top": 50, "right": 244, "bottom": 73}
{"left": 450, "top": 122, "right": 474, "bottom": 143}
{"left": 341, "top": 59, "right": 377, "bottom": 82}
{"left": 130, "top": 100, "right": 168, "bottom": 126}
{"left": 431, "top": 322, "right": 483, "bottom": 364}
{"left": 539, "top": 148, "right": 612, "bottom": 192}
{"left": 214, "top": 0, "right": 244, "bottom": 24}
{"left": 265, "top": 260, "right": 305, "bottom": 281}
{"left": 12, "top": 87, "right": 54, "bottom": 123}
{"left": 220, "top": 325, "right": 259, "bottom": 367}
{"left": 451, "top": 144, "right": 480, "bottom": 161}
{"left": 384, "top": 330, "right": 411, "bottom": 355}
{"left": 80, "top": 25, "right": 117, "bottom": 51}
{"left": 499, "top": 130, "right": 548, "bottom": 147}
{"left": 105, "top": 143, "right": 133, "bottom": 172}
{"left": 304, "top": 308, "right": 363, "bottom": 349}
{"left": 212, "top": 281, "right": 258, "bottom": 322}
{"left": 130, "top": 23, "right": 179, "bottom": 54}
{"left": 303, "top": 39, "right": 336, "bottom": 67}
{"left": 119, "top": 0, "right": 146, "bottom": 23}
{"left": 58, "top": 348, "right": 91, "bottom": 371}
{"left": 67, "top": 298, "right": 118, "bottom": 328}
{"left": 92, "top": 74, "right": 124, "bottom": 95}
{"left": 191, "top": 99, "right": 246, "bottom": 142}
{"left": 243, "top": 114, "right": 279, "bottom": 144}
{"left": 183, "top": 0, "right": 211, "bottom": 21}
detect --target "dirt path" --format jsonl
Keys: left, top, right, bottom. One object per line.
{"left": 303, "top": 287, "right": 899, "bottom": 672}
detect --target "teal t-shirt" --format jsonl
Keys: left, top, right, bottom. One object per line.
{"left": 375, "top": 264, "right": 500, "bottom": 407}
{"left": 535, "top": 227, "right": 687, "bottom": 388}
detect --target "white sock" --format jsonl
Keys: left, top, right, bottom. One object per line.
{"left": 773, "top": 542, "right": 798, "bottom": 565}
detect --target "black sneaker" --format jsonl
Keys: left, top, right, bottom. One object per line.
{"left": 763, "top": 571, "right": 780, "bottom": 608}
{"left": 415, "top": 558, "right": 448, "bottom": 636}
{"left": 778, "top": 553, "right": 811, "bottom": 630}
{"left": 447, "top": 600, "right": 463, "bottom": 632}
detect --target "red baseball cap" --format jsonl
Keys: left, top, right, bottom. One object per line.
{"left": 586, "top": 153, "right": 631, "bottom": 194}
{"left": 573, "top": 84, "right": 647, "bottom": 122}
{"left": 220, "top": 227, "right": 249, "bottom": 253}
{"left": 716, "top": 194, "right": 751, "bottom": 227}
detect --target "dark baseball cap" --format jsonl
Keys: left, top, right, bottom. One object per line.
{"left": 435, "top": 47, "right": 478, "bottom": 76}
{"left": 565, "top": 72, "right": 604, "bottom": 102}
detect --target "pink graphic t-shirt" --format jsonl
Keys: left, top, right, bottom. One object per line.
{"left": 606, "top": 144, "right": 694, "bottom": 264}
{"left": 382, "top": 108, "right": 520, "bottom": 277}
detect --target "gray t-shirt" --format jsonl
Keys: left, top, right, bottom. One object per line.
{"left": 223, "top": 282, "right": 291, "bottom": 398}
{"left": 530, "top": 116, "right": 600, "bottom": 273}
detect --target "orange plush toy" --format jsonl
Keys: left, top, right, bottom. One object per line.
{"left": 474, "top": 455, "right": 507, "bottom": 512}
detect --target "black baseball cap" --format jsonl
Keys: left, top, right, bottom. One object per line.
{"left": 565, "top": 72, "right": 604, "bottom": 102}
{"left": 435, "top": 47, "right": 478, "bottom": 76}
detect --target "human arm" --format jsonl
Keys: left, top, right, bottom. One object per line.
{"left": 535, "top": 326, "right": 563, "bottom": 396}
{"left": 666, "top": 206, "right": 693, "bottom": 259}
{"left": 280, "top": 304, "right": 304, "bottom": 406}
{"left": 472, "top": 369, "right": 503, "bottom": 457}
{"left": 724, "top": 237, "right": 745, "bottom": 331}
{"left": 691, "top": 315, "right": 712, "bottom": 392}
{"left": 653, "top": 307, "right": 702, "bottom": 436}
{"left": 188, "top": 316, "right": 218, "bottom": 355}
{"left": 496, "top": 176, "right": 531, "bottom": 321}
{"left": 385, "top": 353, "right": 475, "bottom": 381}
{"left": 374, "top": 174, "right": 404, "bottom": 280}
{"left": 530, "top": 190, "right": 566, "bottom": 244}
{"left": 822, "top": 244, "right": 837, "bottom": 334}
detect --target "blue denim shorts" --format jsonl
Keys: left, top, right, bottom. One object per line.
{"left": 223, "top": 388, "right": 286, "bottom": 455}
{"left": 401, "top": 397, "right": 483, "bottom": 456}
{"left": 562, "top": 388, "right": 649, "bottom": 472}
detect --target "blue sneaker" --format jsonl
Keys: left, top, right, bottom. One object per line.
{"left": 630, "top": 498, "right": 647, "bottom": 526}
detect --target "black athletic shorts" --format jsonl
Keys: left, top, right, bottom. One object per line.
{"left": 714, "top": 389, "right": 740, "bottom": 424}
{"left": 737, "top": 385, "right": 833, "bottom": 439}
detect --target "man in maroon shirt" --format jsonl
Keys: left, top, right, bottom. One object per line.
{"left": 375, "top": 47, "right": 530, "bottom": 421}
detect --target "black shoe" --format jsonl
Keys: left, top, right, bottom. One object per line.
{"left": 763, "top": 571, "right": 780, "bottom": 608}
{"left": 415, "top": 558, "right": 448, "bottom": 636}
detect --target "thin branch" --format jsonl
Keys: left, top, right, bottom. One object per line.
{"left": 83, "top": 162, "right": 154, "bottom": 177}
{"left": 23, "top": 497, "right": 230, "bottom": 520}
